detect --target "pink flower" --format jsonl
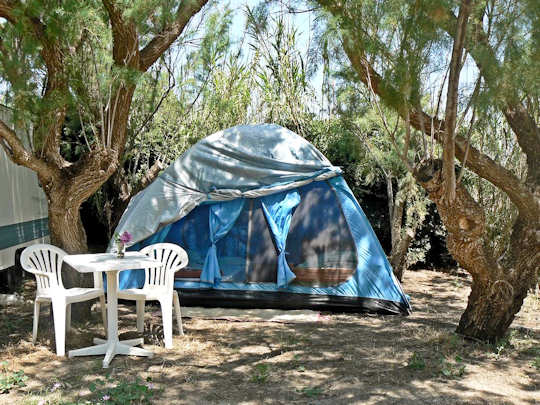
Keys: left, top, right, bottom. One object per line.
{"left": 37, "top": 400, "right": 46, "bottom": 405}
{"left": 118, "top": 231, "right": 132, "bottom": 243}
{"left": 102, "top": 394, "right": 110, "bottom": 401}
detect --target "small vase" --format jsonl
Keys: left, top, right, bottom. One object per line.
{"left": 116, "top": 242, "right": 125, "bottom": 258}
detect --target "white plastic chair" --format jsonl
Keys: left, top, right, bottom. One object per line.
{"left": 20, "top": 244, "right": 107, "bottom": 356}
{"left": 117, "top": 243, "right": 188, "bottom": 349}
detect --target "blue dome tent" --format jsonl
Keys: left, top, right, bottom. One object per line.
{"left": 113, "top": 124, "right": 411, "bottom": 315}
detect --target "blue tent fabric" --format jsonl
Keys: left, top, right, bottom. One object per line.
{"left": 113, "top": 124, "right": 411, "bottom": 314}
{"left": 328, "top": 176, "right": 408, "bottom": 304}
{"left": 160, "top": 179, "right": 409, "bottom": 303}
{"left": 201, "top": 199, "right": 245, "bottom": 286}
{"left": 260, "top": 189, "right": 301, "bottom": 287}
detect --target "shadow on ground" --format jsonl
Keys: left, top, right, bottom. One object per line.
{"left": 0, "top": 269, "right": 538, "bottom": 404}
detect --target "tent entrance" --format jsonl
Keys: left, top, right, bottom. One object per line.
{"left": 169, "top": 180, "right": 358, "bottom": 288}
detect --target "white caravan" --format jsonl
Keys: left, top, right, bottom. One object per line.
{"left": 0, "top": 105, "right": 49, "bottom": 271}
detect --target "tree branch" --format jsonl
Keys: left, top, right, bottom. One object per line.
{"left": 437, "top": 4, "right": 540, "bottom": 186}
{"left": 342, "top": 39, "right": 538, "bottom": 221}
{"left": 0, "top": 118, "right": 55, "bottom": 177}
{"left": 101, "top": 0, "right": 140, "bottom": 155}
{"left": 138, "top": 159, "right": 165, "bottom": 192}
{"left": 442, "top": 0, "right": 472, "bottom": 203}
{"left": 1, "top": 1, "right": 68, "bottom": 169}
{"left": 139, "top": 0, "right": 209, "bottom": 71}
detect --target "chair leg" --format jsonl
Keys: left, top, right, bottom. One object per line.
{"left": 51, "top": 299, "right": 67, "bottom": 357}
{"left": 136, "top": 300, "right": 145, "bottom": 333}
{"left": 173, "top": 291, "right": 184, "bottom": 336}
{"left": 159, "top": 297, "right": 173, "bottom": 349}
{"left": 32, "top": 301, "right": 40, "bottom": 344}
{"left": 99, "top": 295, "right": 107, "bottom": 337}
{"left": 66, "top": 304, "right": 71, "bottom": 332}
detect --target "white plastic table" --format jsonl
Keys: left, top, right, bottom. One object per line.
{"left": 64, "top": 252, "right": 162, "bottom": 368}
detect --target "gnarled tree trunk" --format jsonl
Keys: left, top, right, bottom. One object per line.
{"left": 48, "top": 197, "right": 93, "bottom": 320}
{"left": 416, "top": 161, "right": 538, "bottom": 342}
{"left": 40, "top": 160, "right": 118, "bottom": 321}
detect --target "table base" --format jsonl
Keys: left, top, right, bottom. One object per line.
{"left": 68, "top": 337, "right": 153, "bottom": 368}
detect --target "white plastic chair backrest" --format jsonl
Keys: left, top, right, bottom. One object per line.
{"left": 140, "top": 243, "right": 188, "bottom": 290}
{"left": 20, "top": 244, "right": 67, "bottom": 293}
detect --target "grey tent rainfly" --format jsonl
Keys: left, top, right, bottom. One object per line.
{"left": 112, "top": 124, "right": 411, "bottom": 315}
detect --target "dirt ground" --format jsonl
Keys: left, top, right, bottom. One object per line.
{"left": 0, "top": 269, "right": 538, "bottom": 405}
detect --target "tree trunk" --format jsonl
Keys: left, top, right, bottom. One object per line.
{"left": 46, "top": 182, "right": 93, "bottom": 322}
{"left": 415, "top": 160, "right": 538, "bottom": 342}
{"left": 458, "top": 214, "right": 539, "bottom": 341}
{"left": 456, "top": 272, "right": 531, "bottom": 342}
{"left": 389, "top": 190, "right": 407, "bottom": 281}
{"left": 386, "top": 174, "right": 413, "bottom": 282}
{"left": 390, "top": 231, "right": 413, "bottom": 282}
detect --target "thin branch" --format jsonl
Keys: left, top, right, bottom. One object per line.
{"left": 132, "top": 62, "right": 176, "bottom": 139}
{"left": 404, "top": 109, "right": 411, "bottom": 163}
{"left": 456, "top": 75, "right": 481, "bottom": 130}
{"left": 139, "top": 0, "right": 209, "bottom": 71}
{"left": 442, "top": 0, "right": 473, "bottom": 203}
{"left": 362, "top": 58, "right": 413, "bottom": 172}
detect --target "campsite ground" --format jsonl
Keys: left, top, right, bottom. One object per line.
{"left": 0, "top": 269, "right": 538, "bottom": 405}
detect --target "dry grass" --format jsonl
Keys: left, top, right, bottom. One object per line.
{"left": 0, "top": 270, "right": 538, "bottom": 405}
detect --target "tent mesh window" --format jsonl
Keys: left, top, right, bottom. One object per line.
{"left": 286, "top": 181, "right": 358, "bottom": 286}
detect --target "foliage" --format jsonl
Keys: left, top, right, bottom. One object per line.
{"left": 532, "top": 357, "right": 540, "bottom": 370}
{"left": 439, "top": 356, "right": 466, "bottom": 379}
{"left": 311, "top": 0, "right": 538, "bottom": 247}
{"left": 407, "top": 352, "right": 426, "bottom": 370}
{"left": 0, "top": 0, "right": 211, "bottom": 257}
{"left": 245, "top": 4, "right": 313, "bottom": 132}
{"left": 300, "top": 386, "right": 323, "bottom": 398}
{"left": 81, "top": 2, "right": 444, "bottom": 269}
{"left": 491, "top": 330, "right": 518, "bottom": 358}
{"left": 88, "top": 375, "right": 157, "bottom": 405}
{"left": 250, "top": 363, "right": 271, "bottom": 383}
{"left": 0, "top": 361, "right": 27, "bottom": 393}
{"left": 312, "top": 0, "right": 540, "bottom": 341}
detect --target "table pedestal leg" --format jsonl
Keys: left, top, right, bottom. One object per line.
{"left": 68, "top": 270, "right": 153, "bottom": 368}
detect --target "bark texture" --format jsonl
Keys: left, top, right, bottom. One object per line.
{"left": 416, "top": 161, "right": 538, "bottom": 342}
{"left": 441, "top": 0, "right": 472, "bottom": 203}
{"left": 390, "top": 231, "right": 413, "bottom": 283}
